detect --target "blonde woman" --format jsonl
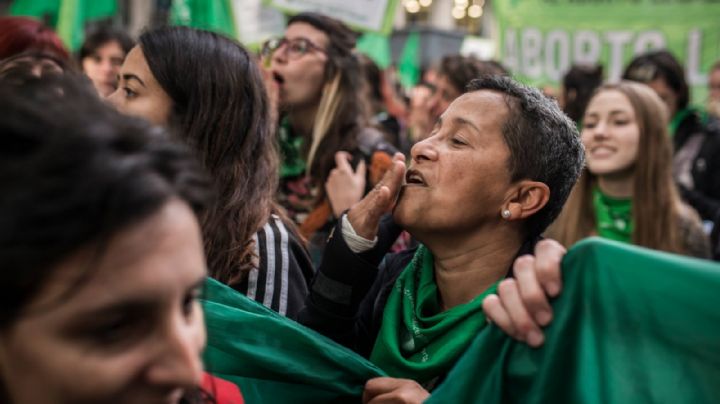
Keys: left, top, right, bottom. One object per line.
{"left": 547, "top": 81, "right": 709, "bottom": 257}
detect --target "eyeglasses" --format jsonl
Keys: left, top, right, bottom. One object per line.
{"left": 261, "top": 37, "right": 326, "bottom": 61}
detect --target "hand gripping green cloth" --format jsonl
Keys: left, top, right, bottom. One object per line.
{"left": 201, "top": 277, "right": 385, "bottom": 404}
{"left": 427, "top": 237, "right": 720, "bottom": 403}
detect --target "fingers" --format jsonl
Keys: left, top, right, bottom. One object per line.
{"left": 334, "top": 151, "right": 353, "bottom": 173}
{"left": 482, "top": 294, "right": 517, "bottom": 336}
{"left": 379, "top": 158, "right": 406, "bottom": 204}
{"left": 497, "top": 279, "right": 544, "bottom": 347}
{"left": 356, "top": 159, "right": 367, "bottom": 179}
{"left": 533, "top": 239, "right": 566, "bottom": 297}
{"left": 363, "top": 378, "right": 429, "bottom": 404}
{"left": 513, "top": 255, "right": 553, "bottom": 326}
{"left": 346, "top": 155, "right": 405, "bottom": 240}
{"left": 363, "top": 377, "right": 403, "bottom": 401}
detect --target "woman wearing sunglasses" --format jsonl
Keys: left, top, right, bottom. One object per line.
{"left": 262, "top": 13, "right": 398, "bottom": 266}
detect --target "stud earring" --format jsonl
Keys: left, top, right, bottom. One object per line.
{"left": 501, "top": 209, "right": 511, "bottom": 219}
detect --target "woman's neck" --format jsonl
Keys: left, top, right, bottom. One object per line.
{"left": 424, "top": 226, "right": 524, "bottom": 310}
{"left": 597, "top": 174, "right": 634, "bottom": 198}
{"left": 287, "top": 105, "right": 319, "bottom": 139}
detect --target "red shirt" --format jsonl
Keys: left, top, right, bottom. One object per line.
{"left": 202, "top": 373, "right": 244, "bottom": 404}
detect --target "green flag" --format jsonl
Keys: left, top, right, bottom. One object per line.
{"left": 11, "top": 0, "right": 117, "bottom": 51}
{"left": 170, "top": 0, "right": 237, "bottom": 39}
{"left": 357, "top": 32, "right": 392, "bottom": 70}
{"left": 202, "top": 278, "right": 385, "bottom": 403}
{"left": 56, "top": 0, "right": 116, "bottom": 51}
{"left": 427, "top": 237, "right": 720, "bottom": 403}
{"left": 203, "top": 237, "right": 720, "bottom": 402}
{"left": 10, "top": 0, "right": 61, "bottom": 25}
{"left": 398, "top": 30, "right": 421, "bottom": 91}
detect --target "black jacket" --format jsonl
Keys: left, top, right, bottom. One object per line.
{"left": 674, "top": 112, "right": 720, "bottom": 259}
{"left": 674, "top": 112, "right": 720, "bottom": 223}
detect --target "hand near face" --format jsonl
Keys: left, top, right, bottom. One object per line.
{"left": 347, "top": 152, "right": 405, "bottom": 240}
{"left": 326, "top": 151, "right": 367, "bottom": 217}
{"left": 482, "top": 239, "right": 566, "bottom": 347}
{"left": 259, "top": 62, "right": 280, "bottom": 125}
{"left": 362, "top": 377, "right": 430, "bottom": 404}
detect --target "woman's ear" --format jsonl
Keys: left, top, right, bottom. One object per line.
{"left": 500, "top": 181, "right": 550, "bottom": 221}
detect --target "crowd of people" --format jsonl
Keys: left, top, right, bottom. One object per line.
{"left": 1, "top": 11, "right": 719, "bottom": 403}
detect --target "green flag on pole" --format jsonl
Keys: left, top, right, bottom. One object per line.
{"left": 170, "top": 0, "right": 237, "bottom": 39}
{"left": 357, "top": 32, "right": 392, "bottom": 70}
{"left": 398, "top": 30, "right": 421, "bottom": 91}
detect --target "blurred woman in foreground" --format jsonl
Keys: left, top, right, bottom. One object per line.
{"left": 0, "top": 77, "right": 241, "bottom": 403}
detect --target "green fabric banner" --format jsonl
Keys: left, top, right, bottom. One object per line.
{"left": 202, "top": 278, "right": 385, "bottom": 404}
{"left": 203, "top": 237, "right": 720, "bottom": 403}
{"left": 427, "top": 237, "right": 720, "bottom": 403}
{"left": 492, "top": 0, "right": 720, "bottom": 105}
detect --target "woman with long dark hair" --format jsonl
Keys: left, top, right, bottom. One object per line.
{"left": 109, "top": 26, "right": 313, "bottom": 318}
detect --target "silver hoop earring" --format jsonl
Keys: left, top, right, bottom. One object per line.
{"left": 501, "top": 209, "right": 511, "bottom": 219}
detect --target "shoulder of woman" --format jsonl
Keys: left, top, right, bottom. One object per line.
{"left": 676, "top": 202, "right": 712, "bottom": 259}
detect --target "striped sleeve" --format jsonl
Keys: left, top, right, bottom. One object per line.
{"left": 238, "top": 216, "right": 313, "bottom": 318}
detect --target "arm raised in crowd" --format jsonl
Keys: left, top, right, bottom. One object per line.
{"left": 298, "top": 154, "right": 406, "bottom": 353}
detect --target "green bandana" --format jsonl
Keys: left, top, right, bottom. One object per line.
{"left": 279, "top": 116, "right": 306, "bottom": 178}
{"left": 370, "top": 245, "right": 498, "bottom": 389}
{"left": 593, "top": 186, "right": 633, "bottom": 243}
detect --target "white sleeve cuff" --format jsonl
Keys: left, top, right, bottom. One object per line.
{"left": 341, "top": 214, "right": 378, "bottom": 253}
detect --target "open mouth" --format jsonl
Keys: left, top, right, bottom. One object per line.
{"left": 272, "top": 71, "right": 285, "bottom": 86}
{"left": 405, "top": 169, "right": 426, "bottom": 186}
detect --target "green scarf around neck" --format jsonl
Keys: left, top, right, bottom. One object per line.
{"left": 370, "top": 245, "right": 499, "bottom": 389}
{"left": 593, "top": 186, "right": 633, "bottom": 243}
{"left": 278, "top": 116, "right": 306, "bottom": 178}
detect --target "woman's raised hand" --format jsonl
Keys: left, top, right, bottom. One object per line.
{"left": 326, "top": 151, "right": 367, "bottom": 217}
{"left": 347, "top": 152, "right": 406, "bottom": 240}
{"left": 482, "top": 239, "right": 566, "bottom": 347}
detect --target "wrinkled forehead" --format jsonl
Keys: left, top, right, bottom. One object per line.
{"left": 285, "top": 22, "right": 330, "bottom": 49}
{"left": 445, "top": 90, "right": 510, "bottom": 131}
